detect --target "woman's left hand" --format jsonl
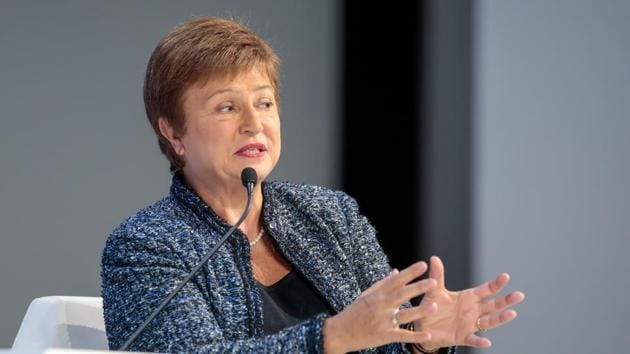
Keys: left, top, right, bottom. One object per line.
{"left": 414, "top": 256, "right": 525, "bottom": 351}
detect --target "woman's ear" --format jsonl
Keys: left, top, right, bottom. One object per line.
{"left": 158, "top": 117, "right": 185, "bottom": 156}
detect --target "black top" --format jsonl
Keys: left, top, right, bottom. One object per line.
{"left": 256, "top": 271, "right": 333, "bottom": 335}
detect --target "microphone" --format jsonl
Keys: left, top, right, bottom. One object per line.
{"left": 241, "top": 167, "right": 257, "bottom": 194}
{"left": 120, "top": 168, "right": 258, "bottom": 351}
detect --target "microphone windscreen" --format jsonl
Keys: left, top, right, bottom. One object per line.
{"left": 241, "top": 167, "right": 258, "bottom": 187}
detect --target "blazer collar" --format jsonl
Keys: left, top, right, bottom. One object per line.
{"left": 169, "top": 172, "right": 231, "bottom": 234}
{"left": 170, "top": 173, "right": 361, "bottom": 314}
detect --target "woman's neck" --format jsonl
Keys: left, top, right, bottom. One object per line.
{"left": 182, "top": 172, "right": 264, "bottom": 240}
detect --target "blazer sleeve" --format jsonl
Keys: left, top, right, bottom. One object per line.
{"left": 101, "top": 223, "right": 328, "bottom": 353}
{"left": 333, "top": 191, "right": 413, "bottom": 354}
{"left": 335, "top": 192, "right": 456, "bottom": 354}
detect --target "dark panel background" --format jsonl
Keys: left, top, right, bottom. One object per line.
{"left": 342, "top": 0, "right": 472, "bottom": 295}
{"left": 341, "top": 0, "right": 423, "bottom": 271}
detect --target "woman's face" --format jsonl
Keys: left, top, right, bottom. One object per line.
{"left": 178, "top": 67, "right": 281, "bottom": 190}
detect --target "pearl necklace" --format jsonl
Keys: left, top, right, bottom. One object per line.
{"left": 249, "top": 228, "right": 265, "bottom": 248}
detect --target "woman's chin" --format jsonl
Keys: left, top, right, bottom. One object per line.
{"left": 234, "top": 156, "right": 275, "bottom": 173}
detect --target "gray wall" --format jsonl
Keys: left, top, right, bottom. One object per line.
{"left": 474, "top": 1, "right": 630, "bottom": 353}
{"left": 0, "top": 1, "right": 340, "bottom": 347}
{"left": 421, "top": 0, "right": 473, "bottom": 293}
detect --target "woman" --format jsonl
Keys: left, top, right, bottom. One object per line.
{"left": 101, "top": 16, "right": 524, "bottom": 353}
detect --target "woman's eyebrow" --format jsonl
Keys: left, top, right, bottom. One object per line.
{"left": 207, "top": 85, "right": 273, "bottom": 100}
{"left": 206, "top": 88, "right": 235, "bottom": 100}
{"left": 253, "top": 85, "right": 273, "bottom": 92}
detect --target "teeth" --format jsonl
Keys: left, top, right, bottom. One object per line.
{"left": 243, "top": 148, "right": 261, "bottom": 153}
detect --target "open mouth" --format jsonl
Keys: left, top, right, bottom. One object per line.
{"left": 236, "top": 143, "right": 267, "bottom": 155}
{"left": 239, "top": 147, "right": 265, "bottom": 154}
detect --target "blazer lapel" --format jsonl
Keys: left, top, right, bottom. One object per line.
{"left": 262, "top": 193, "right": 361, "bottom": 314}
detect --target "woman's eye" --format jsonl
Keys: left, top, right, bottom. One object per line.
{"left": 218, "top": 104, "right": 234, "bottom": 113}
{"left": 259, "top": 100, "right": 274, "bottom": 109}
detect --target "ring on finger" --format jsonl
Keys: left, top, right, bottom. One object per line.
{"left": 476, "top": 316, "right": 487, "bottom": 332}
{"left": 391, "top": 307, "right": 400, "bottom": 327}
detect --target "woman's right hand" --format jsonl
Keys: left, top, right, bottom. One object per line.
{"left": 323, "top": 262, "right": 438, "bottom": 354}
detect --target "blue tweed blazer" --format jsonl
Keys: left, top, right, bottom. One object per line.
{"left": 101, "top": 174, "right": 412, "bottom": 353}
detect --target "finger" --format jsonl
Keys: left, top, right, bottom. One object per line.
{"left": 473, "top": 273, "right": 510, "bottom": 299}
{"left": 396, "top": 302, "right": 438, "bottom": 324}
{"left": 363, "top": 268, "right": 399, "bottom": 296}
{"left": 394, "top": 278, "right": 437, "bottom": 305}
{"left": 479, "top": 309, "right": 518, "bottom": 331}
{"left": 429, "top": 256, "right": 445, "bottom": 289}
{"left": 394, "top": 328, "right": 432, "bottom": 344}
{"left": 383, "top": 261, "right": 428, "bottom": 293}
{"left": 464, "top": 333, "right": 492, "bottom": 348}
{"left": 481, "top": 291, "right": 525, "bottom": 314}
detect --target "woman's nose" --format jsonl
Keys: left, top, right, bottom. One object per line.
{"left": 239, "top": 106, "right": 264, "bottom": 135}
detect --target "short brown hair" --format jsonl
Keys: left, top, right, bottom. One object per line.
{"left": 143, "top": 16, "right": 280, "bottom": 173}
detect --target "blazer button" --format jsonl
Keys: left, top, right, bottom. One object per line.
{"left": 269, "top": 221, "right": 277, "bottom": 231}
